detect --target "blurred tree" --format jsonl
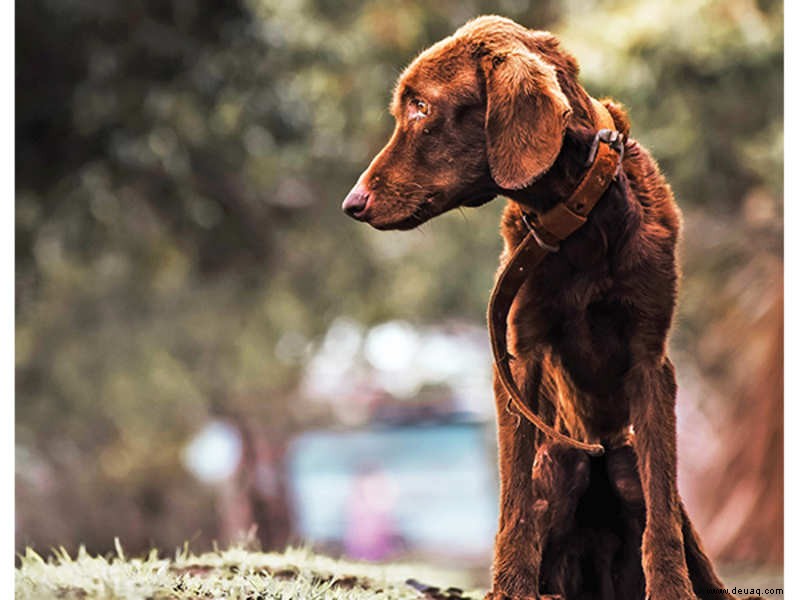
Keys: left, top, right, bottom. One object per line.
{"left": 16, "top": 0, "right": 546, "bottom": 554}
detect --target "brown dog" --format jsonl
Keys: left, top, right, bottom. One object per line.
{"left": 342, "top": 16, "right": 737, "bottom": 600}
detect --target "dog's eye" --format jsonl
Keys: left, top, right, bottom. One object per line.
{"left": 410, "top": 99, "right": 429, "bottom": 118}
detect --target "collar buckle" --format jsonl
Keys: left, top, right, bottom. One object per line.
{"left": 584, "top": 128, "right": 625, "bottom": 168}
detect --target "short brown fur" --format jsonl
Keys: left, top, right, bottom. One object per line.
{"left": 343, "top": 15, "right": 742, "bottom": 600}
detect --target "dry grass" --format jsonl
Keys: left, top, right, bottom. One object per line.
{"left": 15, "top": 541, "right": 783, "bottom": 599}
{"left": 15, "top": 542, "right": 479, "bottom": 600}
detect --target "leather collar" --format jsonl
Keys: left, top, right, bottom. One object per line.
{"left": 487, "top": 99, "right": 625, "bottom": 455}
{"left": 521, "top": 98, "right": 625, "bottom": 254}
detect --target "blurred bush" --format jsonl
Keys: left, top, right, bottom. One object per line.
{"left": 16, "top": 0, "right": 781, "bottom": 567}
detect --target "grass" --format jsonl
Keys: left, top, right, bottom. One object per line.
{"left": 15, "top": 542, "right": 480, "bottom": 600}
{"left": 15, "top": 541, "right": 783, "bottom": 599}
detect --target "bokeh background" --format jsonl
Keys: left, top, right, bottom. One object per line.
{"left": 16, "top": 0, "right": 782, "bottom": 584}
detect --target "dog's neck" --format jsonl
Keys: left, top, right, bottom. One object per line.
{"left": 502, "top": 127, "right": 603, "bottom": 214}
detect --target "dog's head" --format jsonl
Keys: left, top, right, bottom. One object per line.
{"left": 342, "top": 16, "right": 576, "bottom": 230}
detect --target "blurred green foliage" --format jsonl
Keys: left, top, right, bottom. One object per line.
{"left": 16, "top": 0, "right": 781, "bottom": 557}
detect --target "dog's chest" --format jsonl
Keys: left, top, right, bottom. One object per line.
{"left": 508, "top": 259, "right": 633, "bottom": 398}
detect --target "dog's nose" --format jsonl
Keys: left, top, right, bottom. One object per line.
{"left": 342, "top": 187, "right": 369, "bottom": 219}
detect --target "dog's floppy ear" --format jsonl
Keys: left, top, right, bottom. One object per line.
{"left": 482, "top": 49, "right": 572, "bottom": 189}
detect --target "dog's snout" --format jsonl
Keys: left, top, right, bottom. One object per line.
{"left": 342, "top": 186, "right": 370, "bottom": 219}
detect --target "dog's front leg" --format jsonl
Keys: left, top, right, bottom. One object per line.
{"left": 626, "top": 357, "right": 695, "bottom": 600}
{"left": 487, "top": 366, "right": 561, "bottom": 600}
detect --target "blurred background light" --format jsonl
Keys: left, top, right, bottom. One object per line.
{"left": 182, "top": 421, "right": 243, "bottom": 484}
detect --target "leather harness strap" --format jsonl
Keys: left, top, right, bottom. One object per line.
{"left": 487, "top": 99, "right": 624, "bottom": 456}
